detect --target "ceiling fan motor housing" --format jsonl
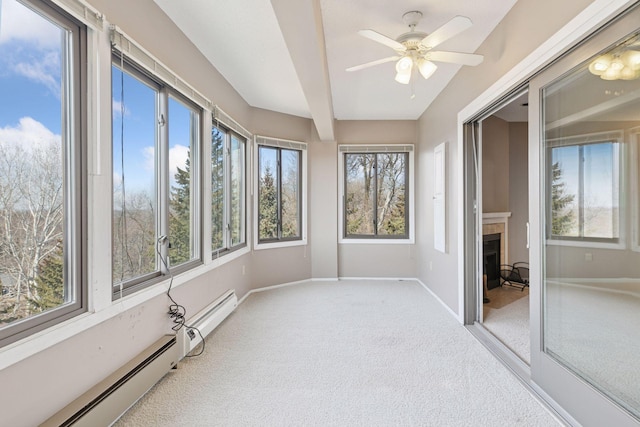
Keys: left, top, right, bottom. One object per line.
{"left": 396, "top": 32, "right": 429, "bottom": 49}
{"left": 397, "top": 11, "right": 429, "bottom": 52}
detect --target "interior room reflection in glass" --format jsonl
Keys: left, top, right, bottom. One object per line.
{"left": 542, "top": 32, "right": 640, "bottom": 419}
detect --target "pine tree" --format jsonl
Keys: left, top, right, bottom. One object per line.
{"left": 28, "top": 245, "right": 64, "bottom": 312}
{"left": 551, "top": 161, "right": 576, "bottom": 235}
{"left": 169, "top": 156, "right": 191, "bottom": 265}
{"left": 259, "top": 165, "right": 278, "bottom": 239}
{"left": 211, "top": 129, "right": 225, "bottom": 249}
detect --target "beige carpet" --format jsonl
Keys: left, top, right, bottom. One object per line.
{"left": 545, "top": 282, "right": 640, "bottom": 417}
{"left": 483, "top": 293, "right": 530, "bottom": 364}
{"left": 115, "top": 280, "right": 559, "bottom": 426}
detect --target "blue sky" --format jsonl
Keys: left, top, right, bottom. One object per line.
{"left": 112, "top": 68, "right": 193, "bottom": 194}
{"left": 0, "top": 0, "right": 62, "bottom": 147}
{"left": 1, "top": 0, "right": 191, "bottom": 196}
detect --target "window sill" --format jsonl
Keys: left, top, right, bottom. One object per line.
{"left": 339, "top": 237, "right": 415, "bottom": 245}
{"left": 254, "top": 238, "right": 307, "bottom": 251}
{"left": 546, "top": 238, "right": 625, "bottom": 250}
{"left": 210, "top": 245, "right": 250, "bottom": 267}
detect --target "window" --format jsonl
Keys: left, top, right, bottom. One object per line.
{"left": 211, "top": 124, "right": 246, "bottom": 255}
{"left": 0, "top": 0, "right": 85, "bottom": 345}
{"left": 168, "top": 95, "right": 201, "bottom": 266}
{"left": 256, "top": 138, "right": 306, "bottom": 246}
{"left": 112, "top": 56, "right": 201, "bottom": 297}
{"left": 341, "top": 148, "right": 411, "bottom": 240}
{"left": 548, "top": 134, "right": 621, "bottom": 243}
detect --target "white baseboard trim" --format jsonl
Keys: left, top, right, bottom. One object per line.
{"left": 238, "top": 277, "right": 462, "bottom": 326}
{"left": 237, "top": 279, "right": 312, "bottom": 305}
{"left": 337, "top": 276, "right": 414, "bottom": 281}
{"left": 415, "top": 278, "right": 462, "bottom": 323}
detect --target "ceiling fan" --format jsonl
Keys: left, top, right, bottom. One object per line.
{"left": 346, "top": 11, "right": 484, "bottom": 84}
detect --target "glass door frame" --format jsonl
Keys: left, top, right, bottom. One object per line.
{"left": 529, "top": 4, "right": 640, "bottom": 424}
{"left": 457, "top": 0, "right": 639, "bottom": 424}
{"left": 462, "top": 90, "right": 532, "bottom": 382}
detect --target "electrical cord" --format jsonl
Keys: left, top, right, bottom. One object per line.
{"left": 156, "top": 238, "right": 205, "bottom": 357}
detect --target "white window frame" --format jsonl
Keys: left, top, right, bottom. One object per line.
{"left": 111, "top": 29, "right": 205, "bottom": 298}
{"left": 0, "top": 0, "right": 87, "bottom": 348}
{"left": 338, "top": 144, "right": 415, "bottom": 244}
{"left": 254, "top": 136, "right": 307, "bottom": 250}
{"left": 211, "top": 117, "right": 248, "bottom": 258}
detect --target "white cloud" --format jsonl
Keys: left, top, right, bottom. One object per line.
{"left": 112, "top": 100, "right": 131, "bottom": 118}
{"left": 113, "top": 172, "right": 122, "bottom": 187}
{"left": 140, "top": 145, "right": 189, "bottom": 177}
{"left": 1, "top": 0, "right": 62, "bottom": 98}
{"left": 135, "top": 145, "right": 190, "bottom": 186}
{"left": 0, "top": 0, "right": 61, "bottom": 49}
{"left": 143, "top": 146, "right": 155, "bottom": 172}
{"left": 13, "top": 52, "right": 60, "bottom": 96}
{"left": 169, "top": 144, "right": 189, "bottom": 180}
{"left": 0, "top": 117, "right": 60, "bottom": 151}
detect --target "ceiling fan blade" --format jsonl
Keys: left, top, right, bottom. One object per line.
{"left": 358, "top": 29, "right": 406, "bottom": 51}
{"left": 346, "top": 56, "right": 400, "bottom": 72}
{"left": 428, "top": 50, "right": 484, "bottom": 66}
{"left": 420, "top": 16, "right": 473, "bottom": 49}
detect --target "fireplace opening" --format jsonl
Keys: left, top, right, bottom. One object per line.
{"left": 483, "top": 233, "right": 501, "bottom": 289}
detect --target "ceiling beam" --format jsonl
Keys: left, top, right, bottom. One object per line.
{"left": 270, "top": 0, "right": 335, "bottom": 141}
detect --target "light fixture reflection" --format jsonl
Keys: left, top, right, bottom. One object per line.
{"left": 589, "top": 49, "right": 640, "bottom": 80}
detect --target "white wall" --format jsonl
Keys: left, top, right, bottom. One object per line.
{"left": 482, "top": 116, "right": 510, "bottom": 213}
{"left": 508, "top": 122, "right": 529, "bottom": 265}
{"left": 335, "top": 120, "right": 418, "bottom": 278}
{"left": 309, "top": 136, "right": 339, "bottom": 279}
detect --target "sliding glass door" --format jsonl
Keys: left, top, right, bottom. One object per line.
{"left": 529, "top": 4, "right": 640, "bottom": 424}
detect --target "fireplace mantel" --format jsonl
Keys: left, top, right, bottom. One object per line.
{"left": 482, "top": 212, "right": 512, "bottom": 223}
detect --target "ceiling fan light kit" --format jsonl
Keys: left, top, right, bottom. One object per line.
{"left": 418, "top": 59, "right": 437, "bottom": 80}
{"left": 395, "top": 55, "right": 413, "bottom": 84}
{"left": 347, "top": 10, "right": 484, "bottom": 85}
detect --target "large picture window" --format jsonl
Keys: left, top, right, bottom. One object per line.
{"left": 548, "top": 134, "right": 621, "bottom": 243}
{"left": 256, "top": 138, "right": 306, "bottom": 246}
{"left": 342, "top": 150, "right": 409, "bottom": 239}
{"left": 0, "top": 0, "right": 85, "bottom": 346}
{"left": 112, "top": 56, "right": 201, "bottom": 297}
{"left": 211, "top": 124, "right": 246, "bottom": 255}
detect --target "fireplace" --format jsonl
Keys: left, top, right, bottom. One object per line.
{"left": 483, "top": 233, "right": 501, "bottom": 289}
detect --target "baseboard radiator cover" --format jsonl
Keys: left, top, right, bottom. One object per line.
{"left": 178, "top": 289, "right": 237, "bottom": 358}
{"left": 41, "top": 335, "right": 178, "bottom": 427}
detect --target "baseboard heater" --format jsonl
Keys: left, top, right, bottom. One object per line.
{"left": 178, "top": 289, "right": 237, "bottom": 359}
{"left": 41, "top": 335, "right": 178, "bottom": 427}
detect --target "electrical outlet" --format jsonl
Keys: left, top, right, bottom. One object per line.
{"left": 242, "top": 265, "right": 246, "bottom": 275}
{"left": 187, "top": 329, "right": 196, "bottom": 340}
{"left": 585, "top": 253, "right": 593, "bottom": 261}
{"left": 429, "top": 261, "right": 433, "bottom": 271}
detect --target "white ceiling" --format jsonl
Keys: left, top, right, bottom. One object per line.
{"left": 154, "top": 0, "right": 518, "bottom": 139}
{"left": 493, "top": 92, "right": 529, "bottom": 122}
